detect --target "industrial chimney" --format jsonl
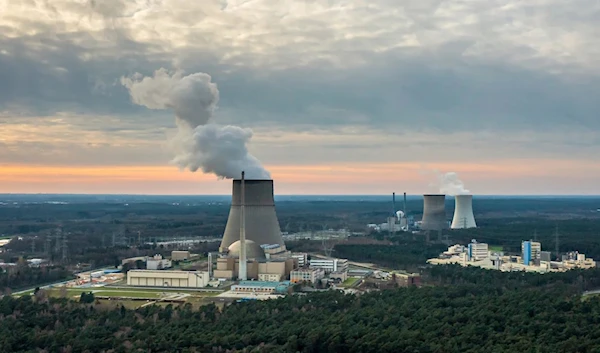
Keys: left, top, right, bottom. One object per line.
{"left": 451, "top": 194, "right": 477, "bottom": 229}
{"left": 220, "top": 179, "right": 285, "bottom": 253}
{"left": 421, "top": 194, "right": 448, "bottom": 231}
{"left": 238, "top": 171, "right": 247, "bottom": 281}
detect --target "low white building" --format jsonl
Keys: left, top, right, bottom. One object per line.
{"left": 146, "top": 254, "right": 172, "bottom": 270}
{"left": 444, "top": 245, "right": 466, "bottom": 256}
{"left": 309, "top": 258, "right": 348, "bottom": 273}
{"left": 127, "top": 270, "right": 209, "bottom": 288}
{"left": 290, "top": 268, "right": 325, "bottom": 284}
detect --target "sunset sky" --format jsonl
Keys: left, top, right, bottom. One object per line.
{"left": 1, "top": 0, "right": 599, "bottom": 195}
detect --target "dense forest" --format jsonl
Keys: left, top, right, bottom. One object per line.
{"left": 0, "top": 262, "right": 71, "bottom": 294}
{"left": 2, "top": 266, "right": 600, "bottom": 352}
{"left": 334, "top": 240, "right": 446, "bottom": 271}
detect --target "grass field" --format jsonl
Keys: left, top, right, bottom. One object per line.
{"left": 340, "top": 277, "right": 360, "bottom": 287}
{"left": 15, "top": 285, "right": 223, "bottom": 309}
{"left": 26, "top": 287, "right": 221, "bottom": 299}
{"left": 489, "top": 245, "right": 504, "bottom": 252}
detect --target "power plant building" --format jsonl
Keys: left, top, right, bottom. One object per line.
{"left": 450, "top": 195, "right": 477, "bottom": 229}
{"left": 421, "top": 194, "right": 448, "bottom": 231}
{"left": 127, "top": 270, "right": 209, "bottom": 288}
{"left": 212, "top": 256, "right": 296, "bottom": 281}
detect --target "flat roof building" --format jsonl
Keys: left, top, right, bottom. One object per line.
{"left": 309, "top": 258, "right": 348, "bottom": 273}
{"left": 468, "top": 241, "right": 489, "bottom": 261}
{"left": 127, "top": 270, "right": 209, "bottom": 288}
{"left": 231, "top": 280, "right": 291, "bottom": 295}
{"left": 290, "top": 268, "right": 325, "bottom": 284}
{"left": 171, "top": 251, "right": 191, "bottom": 261}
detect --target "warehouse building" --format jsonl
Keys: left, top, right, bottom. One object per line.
{"left": 127, "top": 270, "right": 209, "bottom": 288}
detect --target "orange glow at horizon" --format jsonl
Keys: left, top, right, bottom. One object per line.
{"left": 0, "top": 159, "right": 599, "bottom": 195}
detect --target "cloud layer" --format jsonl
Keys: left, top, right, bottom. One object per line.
{"left": 1, "top": 0, "right": 599, "bottom": 193}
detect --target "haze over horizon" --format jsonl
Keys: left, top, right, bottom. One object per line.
{"left": 1, "top": 0, "right": 599, "bottom": 195}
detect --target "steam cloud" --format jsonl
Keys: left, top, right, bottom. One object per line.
{"left": 120, "top": 68, "right": 270, "bottom": 179}
{"left": 436, "top": 172, "right": 470, "bottom": 196}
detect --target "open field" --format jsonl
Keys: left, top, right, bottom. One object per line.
{"left": 489, "top": 245, "right": 504, "bottom": 252}
{"left": 17, "top": 286, "right": 224, "bottom": 309}
{"left": 340, "top": 277, "right": 360, "bottom": 287}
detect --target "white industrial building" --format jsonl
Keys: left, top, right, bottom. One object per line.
{"left": 127, "top": 270, "right": 209, "bottom": 288}
{"left": 309, "top": 258, "right": 348, "bottom": 273}
{"left": 429, "top": 240, "right": 597, "bottom": 273}
{"left": 146, "top": 254, "right": 172, "bottom": 270}
{"left": 467, "top": 241, "right": 489, "bottom": 261}
{"left": 291, "top": 253, "right": 308, "bottom": 267}
{"left": 522, "top": 241, "right": 542, "bottom": 265}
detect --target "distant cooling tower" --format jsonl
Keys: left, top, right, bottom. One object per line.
{"left": 219, "top": 179, "right": 284, "bottom": 252}
{"left": 421, "top": 194, "right": 448, "bottom": 231}
{"left": 451, "top": 194, "right": 477, "bottom": 229}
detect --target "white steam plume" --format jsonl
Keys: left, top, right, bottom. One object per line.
{"left": 120, "top": 68, "right": 270, "bottom": 179}
{"left": 435, "top": 172, "right": 470, "bottom": 196}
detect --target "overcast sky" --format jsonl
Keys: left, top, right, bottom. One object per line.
{"left": 1, "top": 0, "right": 599, "bottom": 195}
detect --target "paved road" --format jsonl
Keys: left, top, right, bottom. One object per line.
{"left": 583, "top": 289, "right": 600, "bottom": 297}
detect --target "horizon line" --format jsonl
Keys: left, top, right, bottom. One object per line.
{"left": 1, "top": 193, "right": 599, "bottom": 197}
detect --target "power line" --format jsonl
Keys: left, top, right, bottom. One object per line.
{"left": 555, "top": 225, "right": 560, "bottom": 260}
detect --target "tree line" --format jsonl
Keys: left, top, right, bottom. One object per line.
{"left": 2, "top": 266, "right": 600, "bottom": 352}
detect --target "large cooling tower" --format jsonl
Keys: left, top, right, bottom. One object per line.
{"left": 219, "top": 179, "right": 284, "bottom": 252}
{"left": 451, "top": 194, "right": 477, "bottom": 229}
{"left": 421, "top": 194, "right": 448, "bottom": 231}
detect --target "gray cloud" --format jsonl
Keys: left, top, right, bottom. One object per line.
{"left": 0, "top": 0, "right": 599, "bottom": 172}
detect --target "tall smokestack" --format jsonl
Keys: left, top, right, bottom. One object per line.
{"left": 451, "top": 195, "right": 477, "bottom": 229}
{"left": 421, "top": 194, "right": 448, "bottom": 231}
{"left": 239, "top": 171, "right": 247, "bottom": 281}
{"left": 220, "top": 179, "right": 284, "bottom": 253}
{"left": 403, "top": 192, "right": 407, "bottom": 216}
{"left": 392, "top": 192, "right": 396, "bottom": 215}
